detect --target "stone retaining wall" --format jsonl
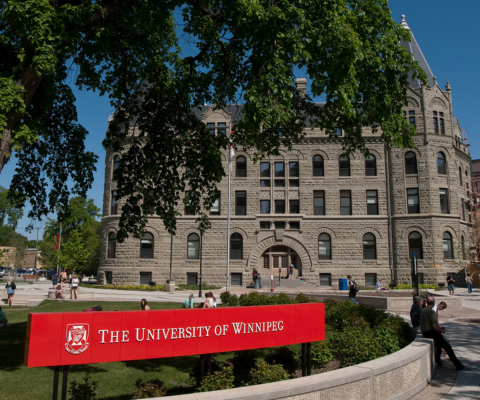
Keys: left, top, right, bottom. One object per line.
{"left": 151, "top": 338, "right": 435, "bottom": 400}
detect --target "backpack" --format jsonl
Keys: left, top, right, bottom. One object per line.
{"left": 11, "top": 282, "right": 16, "bottom": 290}
{"left": 351, "top": 280, "right": 359, "bottom": 292}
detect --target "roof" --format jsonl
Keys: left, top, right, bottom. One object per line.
{"left": 399, "top": 15, "right": 435, "bottom": 88}
{"left": 472, "top": 160, "right": 480, "bottom": 176}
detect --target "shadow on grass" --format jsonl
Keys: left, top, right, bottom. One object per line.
{"left": 0, "top": 321, "right": 28, "bottom": 371}
{"left": 45, "top": 364, "right": 109, "bottom": 373}
{"left": 125, "top": 355, "right": 198, "bottom": 373}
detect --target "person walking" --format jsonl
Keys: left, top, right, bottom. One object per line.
{"left": 141, "top": 298, "right": 150, "bottom": 310}
{"left": 52, "top": 272, "right": 58, "bottom": 287}
{"left": 347, "top": 275, "right": 358, "bottom": 304}
{"left": 466, "top": 273, "right": 473, "bottom": 294}
{"left": 70, "top": 274, "right": 79, "bottom": 299}
{"left": 252, "top": 268, "right": 258, "bottom": 288}
{"left": 420, "top": 296, "right": 470, "bottom": 370}
{"left": 254, "top": 269, "right": 262, "bottom": 289}
{"left": 447, "top": 275, "right": 455, "bottom": 295}
{"left": 5, "top": 278, "right": 16, "bottom": 306}
{"left": 289, "top": 263, "right": 294, "bottom": 279}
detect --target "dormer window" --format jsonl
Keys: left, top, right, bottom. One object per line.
{"left": 206, "top": 122, "right": 227, "bottom": 135}
{"left": 433, "top": 111, "right": 445, "bottom": 134}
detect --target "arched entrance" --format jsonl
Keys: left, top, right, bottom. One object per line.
{"left": 260, "top": 245, "right": 302, "bottom": 278}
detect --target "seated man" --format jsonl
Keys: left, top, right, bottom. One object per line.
{"left": 420, "top": 296, "right": 470, "bottom": 371}
{"left": 0, "top": 306, "right": 9, "bottom": 328}
{"left": 410, "top": 296, "right": 423, "bottom": 335}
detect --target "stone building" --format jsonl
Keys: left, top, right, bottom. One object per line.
{"left": 98, "top": 17, "right": 473, "bottom": 287}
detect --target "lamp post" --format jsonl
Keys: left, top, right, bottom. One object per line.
{"left": 226, "top": 123, "right": 234, "bottom": 292}
{"left": 198, "top": 231, "right": 203, "bottom": 298}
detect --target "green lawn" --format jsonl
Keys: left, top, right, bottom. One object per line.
{"left": 0, "top": 300, "right": 333, "bottom": 399}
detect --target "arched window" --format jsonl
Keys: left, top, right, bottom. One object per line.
{"left": 461, "top": 235, "right": 465, "bottom": 256}
{"left": 363, "top": 233, "right": 376, "bottom": 260}
{"left": 113, "top": 155, "right": 120, "bottom": 172}
{"left": 187, "top": 233, "right": 200, "bottom": 259}
{"left": 408, "top": 232, "right": 423, "bottom": 259}
{"left": 230, "top": 233, "right": 243, "bottom": 260}
{"left": 459, "top": 167, "right": 463, "bottom": 186}
{"left": 140, "top": 232, "right": 154, "bottom": 259}
{"left": 437, "top": 152, "right": 446, "bottom": 174}
{"left": 108, "top": 233, "right": 116, "bottom": 258}
{"left": 365, "top": 155, "right": 376, "bottom": 176}
{"left": 339, "top": 155, "right": 350, "bottom": 176}
{"left": 443, "top": 232, "right": 454, "bottom": 259}
{"left": 312, "top": 155, "right": 324, "bottom": 176}
{"left": 318, "top": 233, "right": 331, "bottom": 260}
{"left": 405, "top": 152, "right": 417, "bottom": 174}
{"left": 236, "top": 156, "right": 247, "bottom": 177}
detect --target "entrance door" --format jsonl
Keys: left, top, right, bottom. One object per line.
{"left": 261, "top": 246, "right": 301, "bottom": 278}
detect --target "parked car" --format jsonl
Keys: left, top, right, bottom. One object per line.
{"left": 47, "top": 269, "right": 56, "bottom": 279}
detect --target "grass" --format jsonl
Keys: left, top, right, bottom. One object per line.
{"left": 0, "top": 300, "right": 334, "bottom": 400}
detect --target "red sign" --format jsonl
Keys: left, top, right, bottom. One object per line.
{"left": 24, "top": 304, "right": 324, "bottom": 368}
{"left": 55, "top": 234, "right": 60, "bottom": 250}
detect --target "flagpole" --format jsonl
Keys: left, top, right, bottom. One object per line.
{"left": 226, "top": 123, "right": 233, "bottom": 292}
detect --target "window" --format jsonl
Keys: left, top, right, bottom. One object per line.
{"left": 407, "top": 188, "right": 420, "bottom": 214}
{"left": 289, "top": 221, "right": 300, "bottom": 230}
{"left": 339, "top": 156, "right": 350, "bottom": 176}
{"left": 318, "top": 233, "right": 331, "bottom": 260}
{"left": 186, "top": 272, "right": 198, "bottom": 285}
{"left": 140, "top": 272, "right": 152, "bottom": 285}
{"left": 462, "top": 201, "right": 466, "bottom": 221}
{"left": 290, "top": 200, "right": 299, "bottom": 214}
{"left": 235, "top": 191, "right": 246, "bottom": 215}
{"left": 140, "top": 233, "right": 154, "bottom": 259}
{"left": 334, "top": 128, "right": 342, "bottom": 136}
{"left": 459, "top": 167, "right": 463, "bottom": 186}
{"left": 231, "top": 273, "right": 243, "bottom": 286}
{"left": 260, "top": 200, "right": 270, "bottom": 214}
{"left": 108, "top": 233, "right": 116, "bottom": 258}
{"left": 210, "top": 192, "right": 220, "bottom": 215}
{"left": 184, "top": 191, "right": 195, "bottom": 215}
{"left": 320, "top": 273, "right": 331, "bottom": 286}
{"left": 275, "top": 162, "right": 285, "bottom": 177}
{"left": 365, "top": 191, "right": 378, "bottom": 215}
{"left": 113, "top": 155, "right": 120, "bottom": 172}
{"left": 274, "top": 179, "right": 285, "bottom": 187}
{"left": 260, "top": 221, "right": 271, "bottom": 229}
{"left": 217, "top": 122, "right": 226, "bottom": 135}
{"left": 111, "top": 190, "right": 118, "bottom": 215}
{"left": 230, "top": 233, "right": 243, "bottom": 260}
{"left": 408, "top": 110, "right": 416, "bottom": 126}
{"left": 314, "top": 191, "right": 325, "bottom": 215}
{"left": 439, "top": 189, "right": 449, "bottom": 214}
{"left": 340, "top": 190, "right": 352, "bottom": 215}
{"left": 439, "top": 112, "right": 445, "bottom": 134}
{"left": 418, "top": 273, "right": 424, "bottom": 285}
{"left": 207, "top": 122, "right": 215, "bottom": 135}
{"left": 236, "top": 156, "right": 247, "bottom": 177}
{"left": 289, "top": 162, "right": 299, "bottom": 177}
{"left": 105, "top": 271, "right": 112, "bottom": 285}
{"left": 187, "top": 233, "right": 200, "bottom": 259}
{"left": 312, "top": 155, "right": 324, "bottom": 176}
{"left": 260, "top": 179, "right": 270, "bottom": 187}
{"left": 408, "top": 232, "right": 423, "bottom": 259}
{"left": 443, "top": 232, "right": 454, "bottom": 259}
{"left": 263, "top": 255, "right": 270, "bottom": 268}
{"left": 275, "top": 221, "right": 285, "bottom": 229}
{"left": 405, "top": 152, "right": 417, "bottom": 174}
{"left": 260, "top": 162, "right": 270, "bottom": 186}
{"left": 462, "top": 235, "right": 465, "bottom": 256}
{"left": 437, "top": 152, "right": 446, "bottom": 174}
{"left": 433, "top": 111, "right": 439, "bottom": 133}
{"left": 363, "top": 233, "right": 376, "bottom": 260}
{"left": 365, "top": 273, "right": 377, "bottom": 286}
{"left": 275, "top": 200, "right": 285, "bottom": 214}
{"left": 365, "top": 155, "right": 376, "bottom": 176}
{"left": 289, "top": 179, "right": 299, "bottom": 187}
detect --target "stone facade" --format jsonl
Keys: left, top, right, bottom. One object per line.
{"left": 98, "top": 20, "right": 473, "bottom": 288}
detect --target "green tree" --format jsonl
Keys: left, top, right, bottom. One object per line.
{"left": 58, "top": 230, "right": 89, "bottom": 274}
{"left": 1, "top": 0, "right": 426, "bottom": 239}
{"left": 0, "top": 186, "right": 23, "bottom": 228}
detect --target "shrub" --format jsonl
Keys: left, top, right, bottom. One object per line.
{"left": 196, "top": 362, "right": 235, "bottom": 392}
{"left": 189, "top": 356, "right": 222, "bottom": 386}
{"left": 294, "top": 293, "right": 311, "bottom": 303}
{"left": 419, "top": 283, "right": 438, "bottom": 290}
{"left": 228, "top": 350, "right": 258, "bottom": 387}
{"left": 249, "top": 360, "right": 290, "bottom": 385}
{"left": 220, "top": 291, "right": 231, "bottom": 305}
{"left": 68, "top": 374, "right": 98, "bottom": 400}
{"left": 265, "top": 346, "right": 298, "bottom": 375}
{"left": 394, "top": 283, "right": 413, "bottom": 289}
{"left": 130, "top": 379, "right": 166, "bottom": 399}
{"left": 310, "top": 341, "right": 334, "bottom": 368}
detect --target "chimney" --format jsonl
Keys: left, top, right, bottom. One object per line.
{"left": 295, "top": 78, "right": 307, "bottom": 97}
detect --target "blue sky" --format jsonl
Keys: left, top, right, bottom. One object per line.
{"left": 2, "top": 0, "right": 480, "bottom": 240}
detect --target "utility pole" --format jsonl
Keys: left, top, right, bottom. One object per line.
{"left": 34, "top": 227, "right": 39, "bottom": 272}
{"left": 56, "top": 222, "right": 62, "bottom": 276}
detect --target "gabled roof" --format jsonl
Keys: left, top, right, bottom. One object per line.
{"left": 399, "top": 15, "right": 435, "bottom": 89}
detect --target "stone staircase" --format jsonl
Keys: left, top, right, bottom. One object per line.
{"left": 273, "top": 277, "right": 318, "bottom": 290}
{"left": 1, "top": 298, "right": 42, "bottom": 307}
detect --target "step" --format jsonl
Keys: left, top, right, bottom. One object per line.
{"left": 1, "top": 299, "right": 42, "bottom": 307}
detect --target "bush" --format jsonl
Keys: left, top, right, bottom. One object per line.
{"left": 419, "top": 283, "right": 438, "bottom": 290}
{"left": 196, "top": 362, "right": 235, "bottom": 392}
{"left": 310, "top": 341, "right": 334, "bottom": 368}
{"left": 249, "top": 360, "right": 290, "bottom": 385}
{"left": 265, "top": 346, "right": 298, "bottom": 375}
{"left": 68, "top": 374, "right": 98, "bottom": 400}
{"left": 130, "top": 379, "right": 166, "bottom": 399}
{"left": 228, "top": 350, "right": 258, "bottom": 387}
{"left": 394, "top": 283, "right": 413, "bottom": 289}
{"left": 189, "top": 356, "right": 222, "bottom": 386}
{"left": 220, "top": 291, "right": 231, "bottom": 305}
{"left": 294, "top": 293, "right": 311, "bottom": 303}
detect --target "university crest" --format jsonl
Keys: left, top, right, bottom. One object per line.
{"left": 65, "top": 324, "right": 89, "bottom": 355}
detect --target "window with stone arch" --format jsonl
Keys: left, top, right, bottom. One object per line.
{"left": 339, "top": 155, "right": 350, "bottom": 176}
{"left": 459, "top": 167, "right": 463, "bottom": 186}
{"left": 230, "top": 233, "right": 243, "bottom": 260}
{"left": 140, "top": 232, "right": 154, "bottom": 259}
{"left": 318, "top": 233, "right": 331, "bottom": 260}
{"left": 443, "top": 232, "right": 454, "bottom": 259}
{"left": 187, "top": 233, "right": 200, "bottom": 259}
{"left": 405, "top": 152, "right": 417, "bottom": 174}
{"left": 408, "top": 232, "right": 423, "bottom": 259}
{"left": 363, "top": 233, "right": 376, "bottom": 260}
{"left": 437, "top": 152, "right": 447, "bottom": 175}
{"left": 236, "top": 156, "right": 247, "bottom": 177}
{"left": 365, "top": 154, "right": 376, "bottom": 176}
{"left": 312, "top": 155, "right": 324, "bottom": 176}
{"left": 108, "top": 233, "right": 117, "bottom": 258}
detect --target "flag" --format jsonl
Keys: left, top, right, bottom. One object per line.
{"left": 55, "top": 234, "right": 60, "bottom": 250}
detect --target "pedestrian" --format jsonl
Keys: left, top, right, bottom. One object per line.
{"left": 254, "top": 269, "right": 262, "bottom": 289}
{"left": 252, "top": 268, "right": 258, "bottom": 288}
{"left": 0, "top": 306, "right": 9, "bottom": 328}
{"left": 183, "top": 294, "right": 195, "bottom": 308}
{"left": 447, "top": 275, "right": 455, "bottom": 295}
{"left": 466, "top": 273, "right": 473, "bottom": 294}
{"left": 410, "top": 296, "right": 423, "bottom": 336}
{"left": 375, "top": 279, "right": 389, "bottom": 291}
{"left": 141, "top": 298, "right": 150, "bottom": 310}
{"left": 70, "top": 274, "right": 79, "bottom": 299}
{"left": 289, "top": 263, "right": 294, "bottom": 279}
{"left": 52, "top": 272, "right": 58, "bottom": 287}
{"left": 5, "top": 278, "right": 16, "bottom": 306}
{"left": 420, "top": 296, "right": 470, "bottom": 370}
{"left": 347, "top": 275, "right": 358, "bottom": 304}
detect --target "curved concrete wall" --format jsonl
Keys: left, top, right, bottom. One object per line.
{"left": 152, "top": 338, "right": 435, "bottom": 400}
